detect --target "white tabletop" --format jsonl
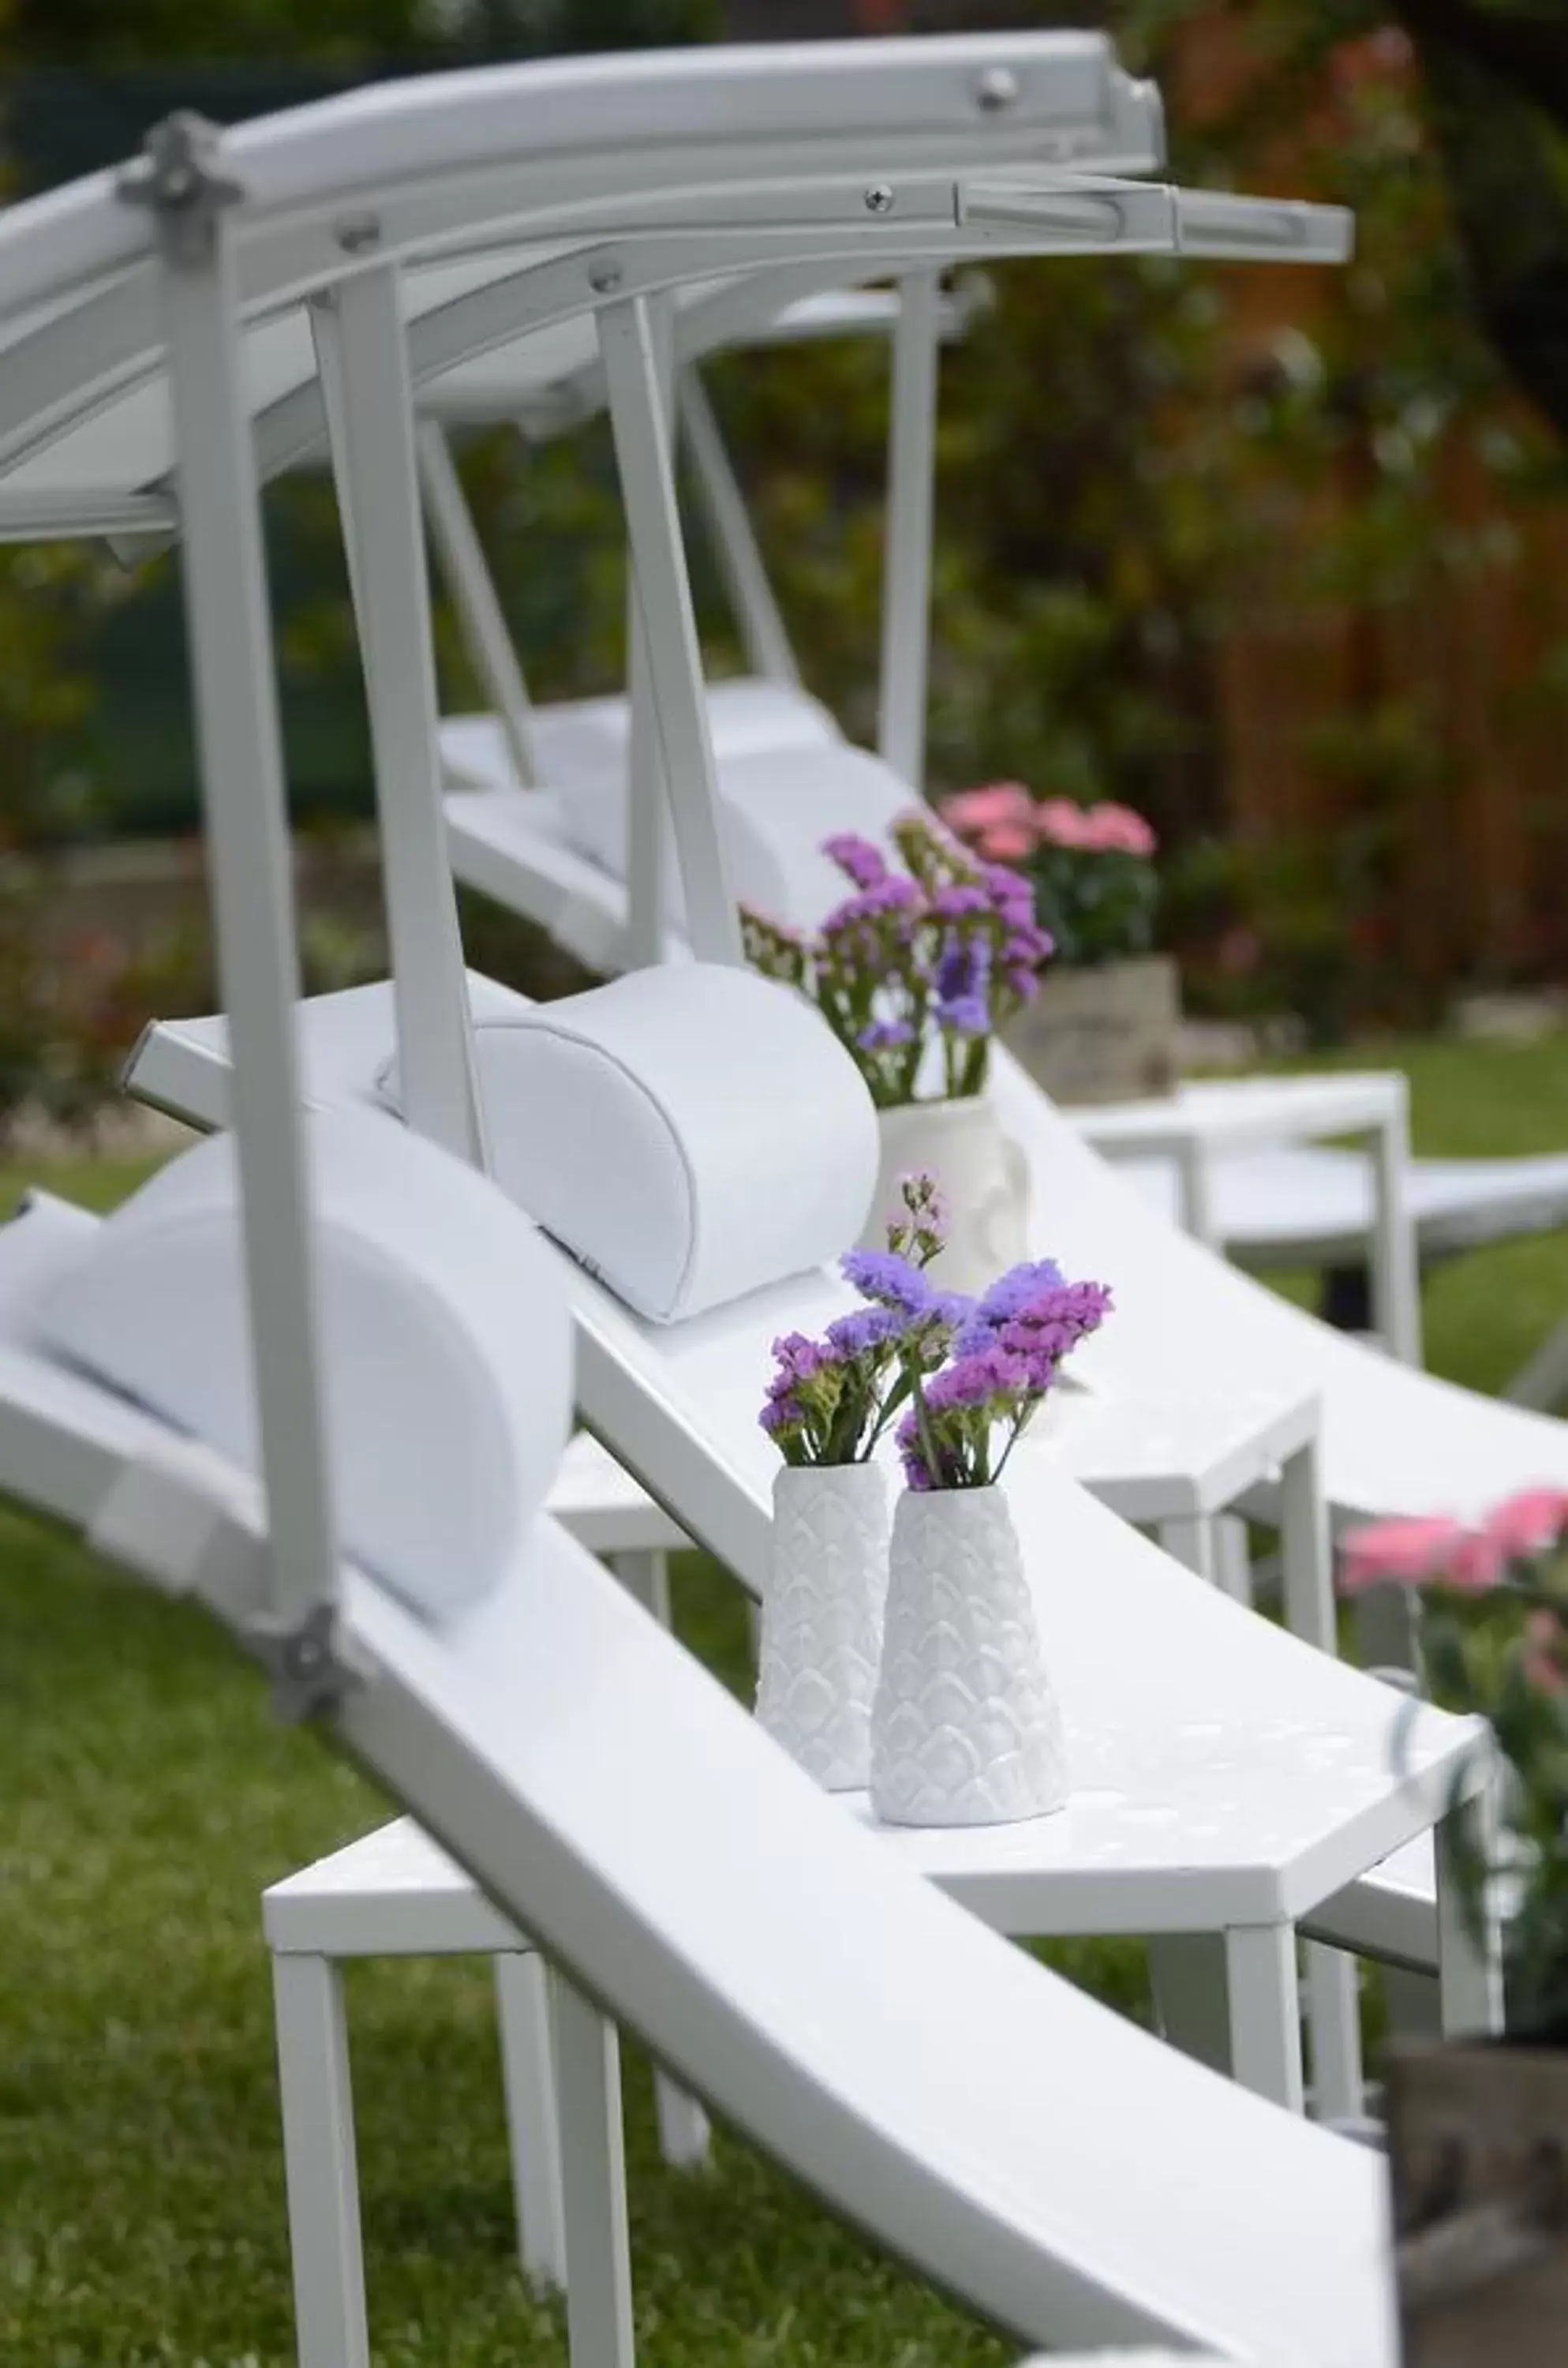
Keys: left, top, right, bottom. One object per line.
{"left": 1069, "top": 1073, "right": 1406, "bottom": 1159}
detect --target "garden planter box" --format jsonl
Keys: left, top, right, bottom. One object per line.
{"left": 1387, "top": 2040, "right": 1568, "bottom": 2366}
{"left": 1002, "top": 953, "right": 1179, "bottom": 1107}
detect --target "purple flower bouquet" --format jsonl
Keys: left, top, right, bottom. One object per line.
{"left": 740, "top": 810, "right": 1053, "bottom": 1112}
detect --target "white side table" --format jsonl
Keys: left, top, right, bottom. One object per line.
{"left": 1070, "top": 1073, "right": 1423, "bottom": 1369}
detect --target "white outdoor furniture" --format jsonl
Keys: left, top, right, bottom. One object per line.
{"left": 1070, "top": 1074, "right": 1422, "bottom": 1367}
{"left": 106, "top": 25, "right": 1493, "bottom": 2168}
{"left": 0, "top": 36, "right": 1489, "bottom": 2368}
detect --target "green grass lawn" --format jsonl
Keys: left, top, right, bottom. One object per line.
{"left": 5, "top": 1031, "right": 1568, "bottom": 2366}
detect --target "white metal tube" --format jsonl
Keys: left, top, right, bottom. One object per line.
{"left": 878, "top": 268, "right": 942, "bottom": 791}
{"left": 599, "top": 294, "right": 741, "bottom": 969}
{"left": 623, "top": 294, "right": 675, "bottom": 972}
{"left": 415, "top": 418, "right": 541, "bottom": 789}
{"left": 157, "top": 191, "right": 340, "bottom": 1639}
{"left": 311, "top": 267, "right": 486, "bottom": 1168}
{"left": 1370, "top": 1092, "right": 1423, "bottom": 1368}
{"left": 678, "top": 365, "right": 801, "bottom": 690}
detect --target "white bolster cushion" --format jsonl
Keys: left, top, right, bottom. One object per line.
{"left": 384, "top": 964, "right": 878, "bottom": 1325}
{"left": 31, "top": 1107, "right": 574, "bottom": 1622}
{"left": 560, "top": 743, "right": 918, "bottom": 934}
{"left": 539, "top": 678, "right": 839, "bottom": 784}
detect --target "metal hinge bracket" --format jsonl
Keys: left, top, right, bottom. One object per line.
{"left": 117, "top": 112, "right": 244, "bottom": 267}
{"left": 243, "top": 1601, "right": 369, "bottom": 1725}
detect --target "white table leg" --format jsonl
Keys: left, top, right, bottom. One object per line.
{"left": 271, "top": 1952, "right": 369, "bottom": 2368}
{"left": 607, "top": 1549, "right": 713, "bottom": 2171}
{"left": 1278, "top": 1435, "right": 1334, "bottom": 1654}
{"left": 1369, "top": 1099, "right": 1423, "bottom": 1369}
{"left": 1437, "top": 1788, "right": 1505, "bottom": 2040}
{"left": 1304, "top": 1944, "right": 1364, "bottom": 2126}
{"left": 1156, "top": 1514, "right": 1218, "bottom": 1589}
{"left": 549, "top": 1969, "right": 636, "bottom": 2368}
{"left": 495, "top": 1950, "right": 568, "bottom": 2291}
{"left": 1225, "top": 1924, "right": 1306, "bottom": 2113}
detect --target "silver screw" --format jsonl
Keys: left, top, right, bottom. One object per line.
{"left": 589, "top": 261, "right": 623, "bottom": 294}
{"left": 863, "top": 183, "right": 894, "bottom": 215}
{"left": 975, "top": 66, "right": 1020, "bottom": 114}
{"left": 335, "top": 212, "right": 380, "bottom": 253}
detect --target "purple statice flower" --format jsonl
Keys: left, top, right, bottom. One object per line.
{"left": 934, "top": 935, "right": 993, "bottom": 1037}
{"left": 825, "top": 1303, "right": 906, "bottom": 1360}
{"left": 898, "top": 1426, "right": 934, "bottom": 1492}
{"left": 984, "top": 862, "right": 1037, "bottom": 917}
{"left": 958, "top": 1260, "right": 1065, "bottom": 1351}
{"left": 923, "top": 1344, "right": 1032, "bottom": 1414}
{"left": 839, "top": 1246, "right": 932, "bottom": 1317}
{"left": 769, "top": 1330, "right": 831, "bottom": 1387}
{"left": 1005, "top": 963, "right": 1044, "bottom": 1006}
{"left": 930, "top": 882, "right": 990, "bottom": 923}
{"left": 934, "top": 937, "right": 987, "bottom": 1004}
{"left": 939, "top": 991, "right": 990, "bottom": 1038}
{"left": 1004, "top": 921, "right": 1054, "bottom": 968}
{"left": 821, "top": 876, "right": 926, "bottom": 935}
{"left": 994, "top": 1280, "right": 1113, "bottom": 1377}
{"left": 858, "top": 1017, "right": 916, "bottom": 1054}
{"left": 759, "top": 1396, "right": 799, "bottom": 1437}
{"left": 822, "top": 833, "right": 889, "bottom": 892}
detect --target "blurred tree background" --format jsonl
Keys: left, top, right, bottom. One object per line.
{"left": 2, "top": 0, "right": 1568, "bottom": 1087}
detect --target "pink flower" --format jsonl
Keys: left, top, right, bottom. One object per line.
{"left": 1338, "top": 1515, "right": 1473, "bottom": 1595}
{"left": 1033, "top": 798, "right": 1095, "bottom": 849}
{"left": 1482, "top": 1488, "right": 1568, "bottom": 1564}
{"left": 940, "top": 783, "right": 1035, "bottom": 835}
{"left": 1083, "top": 803, "right": 1158, "bottom": 856}
{"left": 977, "top": 824, "right": 1038, "bottom": 862}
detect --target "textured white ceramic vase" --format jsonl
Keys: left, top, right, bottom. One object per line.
{"left": 754, "top": 1462, "right": 889, "bottom": 1791}
{"left": 864, "top": 1095, "right": 1028, "bottom": 1295}
{"left": 870, "top": 1482, "right": 1069, "bottom": 1827}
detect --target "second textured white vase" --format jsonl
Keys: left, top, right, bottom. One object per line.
{"left": 870, "top": 1482, "right": 1069, "bottom": 1827}
{"left": 754, "top": 1461, "right": 889, "bottom": 1791}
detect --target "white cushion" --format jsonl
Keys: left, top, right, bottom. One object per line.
{"left": 560, "top": 741, "right": 918, "bottom": 934}
{"left": 385, "top": 964, "right": 878, "bottom": 1325}
{"left": 31, "top": 1109, "right": 573, "bottom": 1622}
{"left": 539, "top": 677, "right": 837, "bottom": 782}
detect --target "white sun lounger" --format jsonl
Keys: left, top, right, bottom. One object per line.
{"left": 0, "top": 1147, "right": 1402, "bottom": 2368}
{"left": 0, "top": 43, "right": 1427, "bottom": 2362}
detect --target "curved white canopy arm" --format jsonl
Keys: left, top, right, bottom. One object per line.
{"left": 0, "top": 31, "right": 1161, "bottom": 481}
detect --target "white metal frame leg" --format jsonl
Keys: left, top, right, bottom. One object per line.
{"left": 1149, "top": 1928, "right": 1305, "bottom": 2111}
{"left": 678, "top": 365, "right": 802, "bottom": 689}
{"left": 1436, "top": 1786, "right": 1506, "bottom": 2040}
{"left": 599, "top": 291, "right": 740, "bottom": 969}
{"left": 495, "top": 1950, "right": 569, "bottom": 2291}
{"left": 1225, "top": 1925, "right": 1307, "bottom": 2113}
{"left": 878, "top": 267, "right": 941, "bottom": 790}
{"left": 417, "top": 418, "right": 541, "bottom": 787}
{"left": 271, "top": 1953, "right": 369, "bottom": 2368}
{"left": 1278, "top": 1432, "right": 1334, "bottom": 1654}
{"left": 549, "top": 1969, "right": 637, "bottom": 2368}
{"left": 608, "top": 1549, "right": 713, "bottom": 2169}
{"left": 1368, "top": 1089, "right": 1423, "bottom": 1369}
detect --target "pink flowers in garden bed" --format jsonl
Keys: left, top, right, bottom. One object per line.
{"left": 941, "top": 784, "right": 1157, "bottom": 864}
{"left": 938, "top": 785, "right": 1160, "bottom": 970}
{"left": 1341, "top": 1489, "right": 1568, "bottom": 1628}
